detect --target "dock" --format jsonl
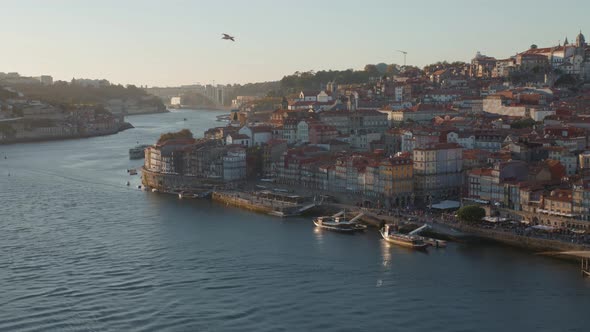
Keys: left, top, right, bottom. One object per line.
{"left": 212, "top": 190, "right": 315, "bottom": 217}
{"left": 546, "top": 251, "right": 590, "bottom": 277}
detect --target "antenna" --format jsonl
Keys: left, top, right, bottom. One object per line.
{"left": 396, "top": 50, "right": 408, "bottom": 66}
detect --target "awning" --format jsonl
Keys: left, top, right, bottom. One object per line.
{"left": 431, "top": 200, "right": 461, "bottom": 210}
{"left": 531, "top": 225, "right": 555, "bottom": 231}
{"left": 482, "top": 217, "right": 510, "bottom": 223}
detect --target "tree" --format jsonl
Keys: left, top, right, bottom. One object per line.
{"left": 364, "top": 64, "right": 380, "bottom": 77}
{"left": 511, "top": 118, "right": 536, "bottom": 129}
{"left": 375, "top": 63, "right": 388, "bottom": 74}
{"left": 157, "top": 129, "right": 193, "bottom": 144}
{"left": 457, "top": 205, "right": 486, "bottom": 223}
{"left": 386, "top": 64, "right": 400, "bottom": 75}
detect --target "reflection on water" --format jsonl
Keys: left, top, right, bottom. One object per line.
{"left": 313, "top": 226, "right": 324, "bottom": 244}
{"left": 380, "top": 240, "right": 392, "bottom": 268}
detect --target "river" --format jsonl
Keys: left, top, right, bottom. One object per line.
{"left": 1, "top": 109, "right": 589, "bottom": 332}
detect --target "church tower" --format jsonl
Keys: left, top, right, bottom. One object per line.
{"left": 564, "top": 36, "right": 569, "bottom": 46}
{"left": 576, "top": 30, "right": 586, "bottom": 47}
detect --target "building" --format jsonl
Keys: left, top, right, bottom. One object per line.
{"left": 226, "top": 133, "right": 251, "bottom": 147}
{"left": 238, "top": 125, "right": 272, "bottom": 146}
{"left": 413, "top": 143, "right": 463, "bottom": 201}
{"left": 389, "top": 104, "right": 454, "bottom": 123}
{"left": 34, "top": 75, "right": 53, "bottom": 85}
{"left": 223, "top": 147, "right": 247, "bottom": 181}
{"left": 170, "top": 96, "right": 181, "bottom": 106}
{"left": 466, "top": 161, "right": 528, "bottom": 204}
{"left": 308, "top": 123, "right": 338, "bottom": 144}
{"left": 145, "top": 138, "right": 197, "bottom": 175}
{"left": 378, "top": 155, "right": 414, "bottom": 207}
{"left": 470, "top": 52, "right": 497, "bottom": 78}
{"left": 319, "top": 111, "right": 351, "bottom": 134}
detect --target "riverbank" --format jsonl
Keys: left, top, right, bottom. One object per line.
{"left": 0, "top": 122, "right": 134, "bottom": 145}
{"left": 205, "top": 191, "right": 590, "bottom": 261}
{"left": 121, "top": 108, "right": 170, "bottom": 116}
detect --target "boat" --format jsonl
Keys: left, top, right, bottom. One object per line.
{"left": 126, "top": 181, "right": 130, "bottom": 186}
{"left": 178, "top": 191, "right": 198, "bottom": 199}
{"left": 313, "top": 211, "right": 367, "bottom": 233}
{"left": 407, "top": 224, "right": 447, "bottom": 248}
{"left": 179, "top": 190, "right": 212, "bottom": 199}
{"left": 128, "top": 169, "right": 138, "bottom": 175}
{"left": 129, "top": 144, "right": 150, "bottom": 159}
{"left": 380, "top": 224, "right": 428, "bottom": 250}
{"left": 151, "top": 188, "right": 158, "bottom": 193}
{"left": 419, "top": 237, "right": 447, "bottom": 248}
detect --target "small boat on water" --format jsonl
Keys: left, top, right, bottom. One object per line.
{"left": 178, "top": 190, "right": 212, "bottom": 199}
{"left": 178, "top": 191, "right": 197, "bottom": 199}
{"left": 380, "top": 224, "right": 428, "bottom": 250}
{"left": 313, "top": 211, "right": 367, "bottom": 233}
{"left": 420, "top": 237, "right": 447, "bottom": 248}
{"left": 128, "top": 169, "right": 138, "bottom": 175}
{"left": 407, "top": 224, "right": 447, "bottom": 248}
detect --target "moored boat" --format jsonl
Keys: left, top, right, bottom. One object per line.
{"left": 420, "top": 237, "right": 447, "bottom": 248}
{"left": 313, "top": 211, "right": 367, "bottom": 233}
{"left": 380, "top": 224, "right": 428, "bottom": 250}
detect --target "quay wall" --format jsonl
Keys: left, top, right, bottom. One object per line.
{"left": 141, "top": 167, "right": 223, "bottom": 192}
{"left": 452, "top": 223, "right": 588, "bottom": 252}
{"left": 212, "top": 192, "right": 273, "bottom": 214}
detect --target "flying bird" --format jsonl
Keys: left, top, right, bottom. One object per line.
{"left": 222, "top": 33, "right": 235, "bottom": 42}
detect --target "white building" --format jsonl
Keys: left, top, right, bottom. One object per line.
{"left": 226, "top": 133, "right": 251, "bottom": 147}
{"left": 238, "top": 125, "right": 272, "bottom": 146}
{"left": 223, "top": 148, "right": 247, "bottom": 181}
{"left": 170, "top": 97, "right": 182, "bottom": 106}
{"left": 447, "top": 132, "right": 475, "bottom": 149}
{"left": 296, "top": 120, "right": 310, "bottom": 144}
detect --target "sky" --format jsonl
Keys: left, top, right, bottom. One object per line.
{"left": 1, "top": 0, "right": 589, "bottom": 87}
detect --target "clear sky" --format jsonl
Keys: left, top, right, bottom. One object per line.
{"left": 1, "top": 0, "right": 588, "bottom": 87}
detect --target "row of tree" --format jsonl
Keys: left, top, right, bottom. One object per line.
{"left": 157, "top": 129, "right": 194, "bottom": 144}
{"left": 6, "top": 81, "right": 165, "bottom": 110}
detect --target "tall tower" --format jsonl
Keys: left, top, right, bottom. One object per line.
{"left": 576, "top": 30, "right": 586, "bottom": 47}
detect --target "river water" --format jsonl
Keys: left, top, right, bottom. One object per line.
{"left": 1, "top": 109, "right": 589, "bottom": 332}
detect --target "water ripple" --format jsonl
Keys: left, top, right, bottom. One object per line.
{"left": 1, "top": 110, "right": 590, "bottom": 332}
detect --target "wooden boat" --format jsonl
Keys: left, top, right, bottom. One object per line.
{"left": 313, "top": 211, "right": 367, "bottom": 233}
{"left": 380, "top": 224, "right": 428, "bottom": 250}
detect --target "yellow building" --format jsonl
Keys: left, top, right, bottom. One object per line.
{"left": 378, "top": 155, "right": 413, "bottom": 206}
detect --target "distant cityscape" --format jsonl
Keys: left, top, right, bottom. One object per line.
{"left": 142, "top": 31, "right": 590, "bottom": 238}
{"left": 0, "top": 73, "right": 166, "bottom": 143}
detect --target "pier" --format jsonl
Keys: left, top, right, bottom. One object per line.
{"left": 212, "top": 191, "right": 315, "bottom": 217}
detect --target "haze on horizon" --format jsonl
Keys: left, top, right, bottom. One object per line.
{"left": 1, "top": 0, "right": 588, "bottom": 87}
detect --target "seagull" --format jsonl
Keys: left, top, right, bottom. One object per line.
{"left": 221, "top": 33, "right": 235, "bottom": 42}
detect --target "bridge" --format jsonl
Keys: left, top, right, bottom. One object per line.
{"left": 146, "top": 85, "right": 229, "bottom": 109}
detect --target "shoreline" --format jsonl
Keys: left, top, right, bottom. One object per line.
{"left": 212, "top": 194, "right": 590, "bottom": 263}
{"left": 123, "top": 109, "right": 170, "bottom": 116}
{"left": 0, "top": 122, "right": 134, "bottom": 145}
